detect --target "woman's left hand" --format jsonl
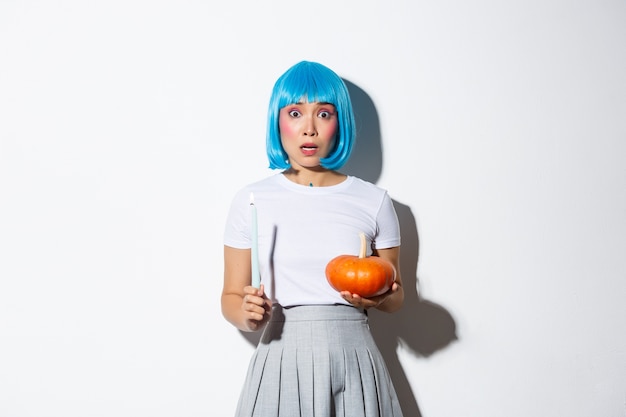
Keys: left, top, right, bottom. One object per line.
{"left": 340, "top": 281, "right": 401, "bottom": 309}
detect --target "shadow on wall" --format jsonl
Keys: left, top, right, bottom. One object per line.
{"left": 238, "top": 79, "right": 458, "bottom": 417}
{"left": 344, "top": 79, "right": 458, "bottom": 417}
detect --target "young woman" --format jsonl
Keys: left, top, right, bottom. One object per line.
{"left": 222, "top": 61, "right": 404, "bottom": 416}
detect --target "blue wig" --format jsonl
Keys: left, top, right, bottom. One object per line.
{"left": 266, "top": 61, "right": 356, "bottom": 170}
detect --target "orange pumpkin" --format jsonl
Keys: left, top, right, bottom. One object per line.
{"left": 325, "top": 232, "right": 396, "bottom": 297}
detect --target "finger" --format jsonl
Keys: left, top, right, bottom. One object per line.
{"left": 245, "top": 303, "right": 265, "bottom": 318}
{"left": 243, "top": 286, "right": 258, "bottom": 296}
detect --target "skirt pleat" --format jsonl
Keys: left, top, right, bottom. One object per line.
{"left": 234, "top": 305, "right": 403, "bottom": 417}
{"left": 278, "top": 347, "right": 299, "bottom": 415}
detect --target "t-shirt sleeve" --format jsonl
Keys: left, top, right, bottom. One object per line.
{"left": 223, "top": 188, "right": 251, "bottom": 249}
{"left": 373, "top": 191, "right": 401, "bottom": 249}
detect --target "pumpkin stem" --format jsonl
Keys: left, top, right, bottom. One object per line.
{"left": 359, "top": 232, "right": 367, "bottom": 259}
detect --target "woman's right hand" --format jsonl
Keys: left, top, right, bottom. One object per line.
{"left": 241, "top": 284, "right": 272, "bottom": 332}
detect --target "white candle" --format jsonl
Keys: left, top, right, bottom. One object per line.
{"left": 249, "top": 192, "right": 260, "bottom": 288}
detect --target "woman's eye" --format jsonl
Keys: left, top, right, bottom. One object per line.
{"left": 288, "top": 110, "right": 301, "bottom": 117}
{"left": 318, "top": 111, "right": 330, "bottom": 118}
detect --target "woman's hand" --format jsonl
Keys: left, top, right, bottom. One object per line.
{"left": 222, "top": 246, "right": 273, "bottom": 332}
{"left": 241, "top": 284, "right": 273, "bottom": 332}
{"left": 340, "top": 281, "right": 401, "bottom": 310}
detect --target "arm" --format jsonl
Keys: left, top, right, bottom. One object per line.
{"left": 340, "top": 246, "right": 404, "bottom": 313}
{"left": 221, "top": 245, "right": 272, "bottom": 332}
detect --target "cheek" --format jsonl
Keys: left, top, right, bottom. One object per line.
{"left": 278, "top": 117, "right": 296, "bottom": 138}
{"left": 321, "top": 120, "right": 339, "bottom": 141}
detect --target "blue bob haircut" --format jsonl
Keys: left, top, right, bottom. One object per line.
{"left": 266, "top": 61, "right": 356, "bottom": 170}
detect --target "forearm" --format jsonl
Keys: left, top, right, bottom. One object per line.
{"left": 221, "top": 293, "right": 249, "bottom": 331}
{"left": 375, "top": 284, "right": 404, "bottom": 313}
{"left": 371, "top": 246, "right": 403, "bottom": 313}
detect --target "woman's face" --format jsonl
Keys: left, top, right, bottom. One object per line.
{"left": 278, "top": 101, "right": 338, "bottom": 170}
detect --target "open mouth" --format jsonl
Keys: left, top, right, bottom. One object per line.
{"left": 300, "top": 143, "right": 318, "bottom": 155}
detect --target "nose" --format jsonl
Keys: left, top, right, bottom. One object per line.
{"left": 303, "top": 117, "right": 317, "bottom": 136}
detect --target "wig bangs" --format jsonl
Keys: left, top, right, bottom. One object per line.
{"left": 276, "top": 69, "right": 341, "bottom": 108}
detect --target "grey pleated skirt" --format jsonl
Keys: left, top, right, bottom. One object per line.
{"left": 235, "top": 304, "right": 403, "bottom": 417}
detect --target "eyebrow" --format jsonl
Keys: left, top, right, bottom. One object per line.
{"left": 294, "top": 101, "right": 335, "bottom": 106}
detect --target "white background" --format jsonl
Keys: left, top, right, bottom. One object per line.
{"left": 1, "top": 1, "right": 625, "bottom": 416}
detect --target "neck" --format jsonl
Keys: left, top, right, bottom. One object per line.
{"left": 283, "top": 168, "right": 346, "bottom": 187}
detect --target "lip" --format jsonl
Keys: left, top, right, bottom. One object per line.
{"left": 300, "top": 143, "right": 318, "bottom": 156}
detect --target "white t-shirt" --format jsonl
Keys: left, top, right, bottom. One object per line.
{"left": 223, "top": 173, "right": 401, "bottom": 307}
